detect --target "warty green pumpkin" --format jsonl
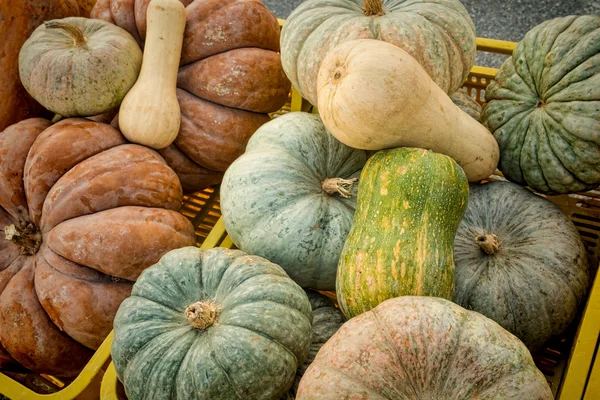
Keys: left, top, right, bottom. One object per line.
{"left": 296, "top": 296, "right": 553, "bottom": 399}
{"left": 482, "top": 15, "right": 600, "bottom": 194}
{"left": 19, "top": 17, "right": 142, "bottom": 117}
{"left": 337, "top": 147, "right": 469, "bottom": 319}
{"left": 220, "top": 112, "right": 368, "bottom": 291}
{"left": 112, "top": 246, "right": 313, "bottom": 400}
{"left": 454, "top": 181, "right": 589, "bottom": 351}
{"left": 280, "top": 0, "right": 476, "bottom": 106}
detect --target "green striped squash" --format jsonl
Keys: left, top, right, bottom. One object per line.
{"left": 337, "top": 148, "right": 469, "bottom": 319}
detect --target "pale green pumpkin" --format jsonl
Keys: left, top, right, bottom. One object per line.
{"left": 111, "top": 246, "right": 313, "bottom": 400}
{"left": 19, "top": 17, "right": 142, "bottom": 117}
{"left": 220, "top": 112, "right": 367, "bottom": 290}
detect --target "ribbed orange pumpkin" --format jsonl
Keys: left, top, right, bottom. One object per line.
{"left": 91, "top": 0, "right": 291, "bottom": 192}
{"left": 0, "top": 118, "right": 196, "bottom": 376}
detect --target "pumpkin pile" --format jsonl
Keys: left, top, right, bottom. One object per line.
{"left": 0, "top": 0, "right": 598, "bottom": 398}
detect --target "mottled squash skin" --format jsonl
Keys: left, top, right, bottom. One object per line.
{"left": 92, "top": 0, "right": 290, "bottom": 192}
{"left": 0, "top": 0, "right": 80, "bottom": 131}
{"left": 454, "top": 181, "right": 589, "bottom": 351}
{"left": 0, "top": 118, "right": 196, "bottom": 377}
{"left": 281, "top": 0, "right": 476, "bottom": 106}
{"left": 482, "top": 15, "right": 600, "bottom": 194}
{"left": 221, "top": 112, "right": 368, "bottom": 290}
{"left": 337, "top": 148, "right": 468, "bottom": 319}
{"left": 112, "top": 246, "right": 313, "bottom": 400}
{"left": 284, "top": 290, "right": 345, "bottom": 399}
{"left": 19, "top": 17, "right": 142, "bottom": 117}
{"left": 297, "top": 296, "right": 553, "bottom": 400}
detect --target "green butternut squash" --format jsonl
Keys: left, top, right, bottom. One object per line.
{"left": 336, "top": 148, "right": 469, "bottom": 319}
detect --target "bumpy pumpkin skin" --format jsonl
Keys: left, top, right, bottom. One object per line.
{"left": 0, "top": 118, "right": 196, "bottom": 377}
{"left": 284, "top": 290, "right": 345, "bottom": 399}
{"left": 482, "top": 16, "right": 600, "bottom": 195}
{"left": 280, "top": 0, "right": 476, "bottom": 106}
{"left": 221, "top": 113, "right": 368, "bottom": 290}
{"left": 451, "top": 89, "right": 482, "bottom": 122}
{"left": 0, "top": 0, "right": 79, "bottom": 131}
{"left": 19, "top": 17, "right": 143, "bottom": 117}
{"left": 112, "top": 246, "right": 313, "bottom": 400}
{"left": 92, "top": 0, "right": 289, "bottom": 192}
{"left": 454, "top": 181, "right": 589, "bottom": 351}
{"left": 296, "top": 296, "right": 553, "bottom": 400}
{"left": 337, "top": 148, "right": 469, "bottom": 319}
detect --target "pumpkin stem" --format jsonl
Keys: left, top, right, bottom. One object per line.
{"left": 44, "top": 21, "right": 88, "bottom": 47}
{"left": 363, "top": 0, "right": 385, "bottom": 16}
{"left": 321, "top": 177, "right": 358, "bottom": 199}
{"left": 475, "top": 233, "right": 499, "bottom": 255}
{"left": 51, "top": 114, "right": 63, "bottom": 124}
{"left": 185, "top": 300, "right": 220, "bottom": 330}
{"left": 4, "top": 223, "right": 42, "bottom": 256}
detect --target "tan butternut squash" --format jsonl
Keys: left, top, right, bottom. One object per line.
{"left": 118, "top": 0, "right": 186, "bottom": 149}
{"left": 317, "top": 39, "right": 499, "bottom": 182}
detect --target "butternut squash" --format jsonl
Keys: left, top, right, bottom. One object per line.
{"left": 317, "top": 39, "right": 499, "bottom": 182}
{"left": 118, "top": 0, "right": 186, "bottom": 149}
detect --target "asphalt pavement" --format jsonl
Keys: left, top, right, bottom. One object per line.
{"left": 263, "top": 0, "right": 600, "bottom": 68}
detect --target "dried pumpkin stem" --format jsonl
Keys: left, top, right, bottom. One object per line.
{"left": 321, "top": 177, "right": 358, "bottom": 199}
{"left": 185, "top": 300, "right": 220, "bottom": 330}
{"left": 363, "top": 0, "right": 385, "bottom": 16}
{"left": 475, "top": 233, "right": 500, "bottom": 255}
{"left": 4, "top": 223, "right": 42, "bottom": 256}
{"left": 51, "top": 114, "right": 63, "bottom": 124}
{"left": 44, "top": 21, "right": 88, "bottom": 47}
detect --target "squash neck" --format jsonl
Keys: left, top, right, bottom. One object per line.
{"left": 44, "top": 21, "right": 87, "bottom": 47}
{"left": 185, "top": 300, "right": 220, "bottom": 329}
{"left": 4, "top": 222, "right": 42, "bottom": 256}
{"left": 321, "top": 177, "right": 358, "bottom": 199}
{"left": 363, "top": 0, "right": 385, "bottom": 16}
{"left": 475, "top": 233, "right": 499, "bottom": 255}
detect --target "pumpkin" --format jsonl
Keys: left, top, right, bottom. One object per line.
{"left": 451, "top": 89, "right": 482, "bottom": 122}
{"left": 0, "top": 0, "right": 80, "bottom": 131}
{"left": 19, "top": 17, "right": 142, "bottom": 118}
{"left": 118, "top": 0, "right": 186, "bottom": 149}
{"left": 318, "top": 39, "right": 499, "bottom": 182}
{"left": 482, "top": 15, "right": 600, "bottom": 195}
{"left": 284, "top": 290, "right": 345, "bottom": 399}
{"left": 220, "top": 112, "right": 368, "bottom": 290}
{"left": 454, "top": 181, "right": 589, "bottom": 351}
{"left": 280, "top": 0, "right": 476, "bottom": 106}
{"left": 0, "top": 118, "right": 196, "bottom": 376}
{"left": 91, "top": 0, "right": 290, "bottom": 192}
{"left": 336, "top": 147, "right": 469, "bottom": 319}
{"left": 111, "top": 246, "right": 313, "bottom": 400}
{"left": 297, "top": 296, "right": 553, "bottom": 399}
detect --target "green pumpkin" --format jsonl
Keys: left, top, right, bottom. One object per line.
{"left": 451, "top": 89, "right": 482, "bottom": 122}
{"left": 454, "top": 181, "right": 589, "bottom": 351}
{"left": 111, "top": 246, "right": 313, "bottom": 400}
{"left": 482, "top": 15, "right": 600, "bottom": 194}
{"left": 220, "top": 112, "right": 367, "bottom": 290}
{"left": 337, "top": 148, "right": 469, "bottom": 319}
{"left": 296, "top": 296, "right": 553, "bottom": 399}
{"left": 284, "top": 290, "right": 345, "bottom": 399}
{"left": 19, "top": 17, "right": 142, "bottom": 117}
{"left": 280, "top": 0, "right": 476, "bottom": 106}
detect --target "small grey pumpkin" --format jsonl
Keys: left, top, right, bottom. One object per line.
{"left": 453, "top": 181, "right": 589, "bottom": 351}
{"left": 19, "top": 17, "right": 142, "bottom": 117}
{"left": 450, "top": 89, "right": 482, "bottom": 122}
